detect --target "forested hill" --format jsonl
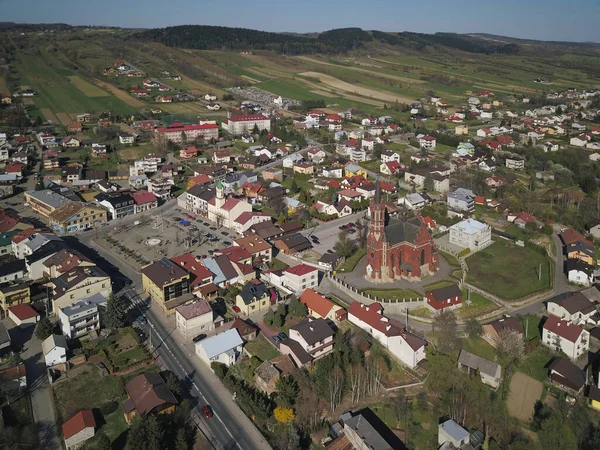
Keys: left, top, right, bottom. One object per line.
{"left": 132, "top": 25, "right": 520, "bottom": 55}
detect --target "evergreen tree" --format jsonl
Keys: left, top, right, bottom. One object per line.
{"left": 166, "top": 373, "right": 181, "bottom": 398}
{"left": 288, "top": 295, "right": 308, "bottom": 317}
{"left": 34, "top": 316, "right": 55, "bottom": 341}
{"left": 175, "top": 428, "right": 188, "bottom": 450}
{"left": 104, "top": 294, "right": 127, "bottom": 329}
{"left": 275, "top": 375, "right": 299, "bottom": 407}
{"left": 146, "top": 416, "right": 164, "bottom": 450}
{"left": 289, "top": 178, "right": 299, "bottom": 194}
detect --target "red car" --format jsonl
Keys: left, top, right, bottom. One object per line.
{"left": 201, "top": 405, "right": 213, "bottom": 419}
{"left": 232, "top": 305, "right": 241, "bottom": 313}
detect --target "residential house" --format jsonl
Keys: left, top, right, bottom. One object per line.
{"left": 381, "top": 150, "right": 401, "bottom": 163}
{"left": 0, "top": 260, "right": 26, "bottom": 284}
{"left": 67, "top": 122, "right": 82, "bottom": 133}
{"left": 419, "top": 135, "right": 437, "bottom": 150}
{"left": 62, "top": 410, "right": 96, "bottom": 450}
{"left": 284, "top": 318, "right": 335, "bottom": 365}
{"left": 282, "top": 153, "right": 303, "bottom": 168}
{"left": 175, "top": 300, "right": 215, "bottom": 339}
{"left": 348, "top": 302, "right": 426, "bottom": 368}
{"left": 234, "top": 235, "right": 272, "bottom": 264}
{"left": 132, "top": 190, "right": 158, "bottom": 214}
{"left": 542, "top": 315, "right": 589, "bottom": 360}
{"left": 7, "top": 302, "right": 38, "bottom": 326}
{"left": 51, "top": 267, "right": 112, "bottom": 313}
{"left": 141, "top": 258, "right": 191, "bottom": 314}
{"left": 306, "top": 147, "right": 326, "bottom": 163}
{"left": 300, "top": 288, "right": 344, "bottom": 321}
{"left": 344, "top": 164, "right": 366, "bottom": 178}
{"left": 507, "top": 212, "right": 536, "bottom": 229}
{"left": 449, "top": 219, "right": 492, "bottom": 251}
{"left": 566, "top": 259, "right": 594, "bottom": 286}
{"left": 547, "top": 292, "right": 597, "bottom": 324}
{"left": 272, "top": 234, "right": 312, "bottom": 255}
{"left": 227, "top": 318, "right": 258, "bottom": 341}
{"left": 293, "top": 162, "right": 315, "bottom": 175}
{"left": 447, "top": 188, "right": 475, "bottom": 212}
{"left": 479, "top": 159, "right": 497, "bottom": 172}
{"left": 42, "top": 334, "right": 67, "bottom": 366}
{"left": 195, "top": 329, "right": 244, "bottom": 367}
{"left": 95, "top": 192, "right": 135, "bottom": 220}
{"left": 48, "top": 202, "right": 108, "bottom": 233}
{"left": 482, "top": 316, "right": 524, "bottom": 348}
{"left": 254, "top": 355, "right": 295, "bottom": 394}
{"left": 232, "top": 211, "right": 272, "bottom": 235}
{"left": 548, "top": 357, "right": 586, "bottom": 395}
{"left": 318, "top": 253, "right": 342, "bottom": 272}
{"left": 342, "top": 409, "right": 405, "bottom": 450}
{"left": 458, "top": 349, "right": 501, "bottom": 389}
{"left": 179, "top": 146, "right": 199, "bottom": 159}
{"left": 506, "top": 156, "right": 525, "bottom": 170}
{"left": 404, "top": 169, "right": 450, "bottom": 194}
{"left": 565, "top": 241, "right": 595, "bottom": 265}
{"left": 426, "top": 284, "right": 462, "bottom": 312}
{"left": 123, "top": 373, "right": 178, "bottom": 423}
{"left": 58, "top": 293, "right": 106, "bottom": 339}
{"left": 380, "top": 161, "right": 403, "bottom": 176}
{"left": 282, "top": 264, "right": 318, "bottom": 294}
{"left": 321, "top": 167, "right": 343, "bottom": 178}
{"left": 119, "top": 134, "right": 136, "bottom": 145}
{"left": 235, "top": 280, "right": 271, "bottom": 316}
{"left": 42, "top": 248, "right": 94, "bottom": 279}
{"left": 438, "top": 419, "right": 471, "bottom": 449}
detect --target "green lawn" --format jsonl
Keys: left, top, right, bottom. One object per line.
{"left": 460, "top": 337, "right": 510, "bottom": 367}
{"left": 358, "top": 160, "right": 382, "bottom": 172}
{"left": 466, "top": 241, "right": 552, "bottom": 299}
{"left": 457, "top": 290, "right": 499, "bottom": 319}
{"left": 53, "top": 365, "right": 126, "bottom": 423}
{"left": 94, "top": 327, "right": 152, "bottom": 372}
{"left": 422, "top": 280, "right": 456, "bottom": 291}
{"left": 281, "top": 173, "right": 312, "bottom": 191}
{"left": 362, "top": 288, "right": 421, "bottom": 300}
{"left": 336, "top": 249, "right": 366, "bottom": 272}
{"left": 438, "top": 250, "right": 461, "bottom": 267}
{"left": 101, "top": 404, "right": 129, "bottom": 444}
{"left": 518, "top": 345, "right": 554, "bottom": 382}
{"left": 269, "top": 258, "right": 289, "bottom": 271}
{"left": 244, "top": 336, "right": 279, "bottom": 362}
{"left": 505, "top": 224, "right": 535, "bottom": 242}
{"left": 410, "top": 307, "right": 432, "bottom": 319}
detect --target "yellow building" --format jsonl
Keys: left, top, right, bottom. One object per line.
{"left": 48, "top": 202, "right": 108, "bottom": 233}
{"left": 24, "top": 190, "right": 72, "bottom": 218}
{"left": 51, "top": 267, "right": 112, "bottom": 314}
{"left": 566, "top": 243, "right": 595, "bottom": 266}
{"left": 293, "top": 163, "right": 315, "bottom": 175}
{"left": 141, "top": 258, "right": 191, "bottom": 314}
{"left": 235, "top": 280, "right": 271, "bottom": 316}
{"left": 590, "top": 385, "right": 600, "bottom": 411}
{"left": 0, "top": 283, "right": 30, "bottom": 318}
{"left": 344, "top": 164, "right": 367, "bottom": 178}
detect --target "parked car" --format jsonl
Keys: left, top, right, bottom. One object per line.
{"left": 277, "top": 332, "right": 287, "bottom": 340}
{"left": 338, "top": 225, "right": 347, "bottom": 230}
{"left": 347, "top": 228, "right": 356, "bottom": 234}
{"left": 311, "top": 235, "right": 320, "bottom": 241}
{"left": 232, "top": 305, "right": 241, "bottom": 313}
{"left": 134, "top": 328, "right": 146, "bottom": 341}
{"left": 192, "top": 334, "right": 207, "bottom": 343}
{"left": 209, "top": 227, "right": 217, "bottom": 231}
{"left": 201, "top": 405, "right": 213, "bottom": 419}
{"left": 223, "top": 241, "right": 232, "bottom": 246}
{"left": 272, "top": 335, "right": 282, "bottom": 344}
{"left": 221, "top": 231, "right": 229, "bottom": 236}
{"left": 137, "top": 316, "right": 147, "bottom": 326}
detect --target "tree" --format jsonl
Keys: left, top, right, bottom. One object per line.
{"left": 166, "top": 373, "right": 181, "bottom": 398}
{"left": 104, "top": 294, "right": 127, "bottom": 329}
{"left": 264, "top": 308, "right": 275, "bottom": 326}
{"left": 175, "top": 428, "right": 189, "bottom": 450}
{"left": 334, "top": 231, "right": 355, "bottom": 258}
{"left": 146, "top": 415, "right": 164, "bottom": 450}
{"left": 288, "top": 295, "right": 308, "bottom": 318}
{"left": 423, "top": 176, "right": 434, "bottom": 192}
{"left": 35, "top": 316, "right": 55, "bottom": 341}
{"left": 275, "top": 375, "right": 299, "bottom": 408}
{"left": 465, "top": 318, "right": 482, "bottom": 339}
{"left": 433, "top": 310, "right": 459, "bottom": 354}
{"left": 8, "top": 353, "right": 22, "bottom": 367}
{"left": 126, "top": 417, "right": 148, "bottom": 450}
{"left": 355, "top": 218, "right": 368, "bottom": 249}
{"left": 497, "top": 328, "right": 525, "bottom": 361}
{"left": 277, "top": 211, "right": 286, "bottom": 224}
{"left": 88, "top": 430, "right": 111, "bottom": 450}
{"left": 289, "top": 178, "right": 300, "bottom": 194}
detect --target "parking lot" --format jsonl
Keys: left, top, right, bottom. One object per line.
{"left": 301, "top": 211, "right": 366, "bottom": 255}
{"left": 95, "top": 206, "right": 237, "bottom": 269}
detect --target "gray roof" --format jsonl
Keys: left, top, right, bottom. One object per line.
{"left": 458, "top": 349, "right": 501, "bottom": 379}
{"left": 26, "top": 189, "right": 70, "bottom": 209}
{"left": 384, "top": 215, "right": 422, "bottom": 246}
{"left": 581, "top": 287, "right": 600, "bottom": 302}
{"left": 548, "top": 292, "right": 596, "bottom": 315}
{"left": 439, "top": 419, "right": 470, "bottom": 443}
{"left": 60, "top": 293, "right": 107, "bottom": 317}
{"left": 196, "top": 329, "right": 243, "bottom": 359}
{"left": 42, "top": 334, "right": 67, "bottom": 355}
{"left": 344, "top": 413, "right": 394, "bottom": 450}
{"left": 448, "top": 187, "right": 475, "bottom": 202}
{"left": 290, "top": 318, "right": 334, "bottom": 346}
{"left": 239, "top": 281, "right": 269, "bottom": 305}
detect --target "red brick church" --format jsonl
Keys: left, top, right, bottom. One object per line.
{"left": 365, "top": 182, "right": 439, "bottom": 282}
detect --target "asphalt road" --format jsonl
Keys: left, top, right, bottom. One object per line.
{"left": 77, "top": 231, "right": 270, "bottom": 450}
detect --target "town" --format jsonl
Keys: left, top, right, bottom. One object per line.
{"left": 0, "top": 20, "right": 599, "bottom": 450}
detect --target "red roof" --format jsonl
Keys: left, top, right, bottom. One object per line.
{"left": 496, "top": 135, "right": 513, "bottom": 145}
{"left": 11, "top": 228, "right": 38, "bottom": 244}
{"left": 157, "top": 123, "right": 218, "bottom": 133}
{"left": 385, "top": 161, "right": 403, "bottom": 172}
{"left": 170, "top": 254, "right": 213, "bottom": 285}
{"left": 543, "top": 315, "right": 584, "bottom": 343}
{"left": 326, "top": 179, "right": 341, "bottom": 188}
{"left": 348, "top": 301, "right": 401, "bottom": 337}
{"left": 229, "top": 114, "right": 269, "bottom": 122}
{"left": 8, "top": 304, "right": 38, "bottom": 321}
{"left": 62, "top": 410, "right": 96, "bottom": 440}
{"left": 6, "top": 162, "right": 24, "bottom": 173}
{"left": 284, "top": 264, "right": 317, "bottom": 277}
{"left": 189, "top": 174, "right": 211, "bottom": 185}
{"left": 217, "top": 246, "right": 252, "bottom": 263}
{"left": 420, "top": 135, "right": 436, "bottom": 141}
{"left": 560, "top": 228, "right": 594, "bottom": 248}
{"left": 475, "top": 195, "right": 485, "bottom": 205}
{"left": 234, "top": 211, "right": 269, "bottom": 225}
{"left": 215, "top": 151, "right": 230, "bottom": 157}
{"left": 300, "top": 288, "right": 335, "bottom": 318}
{"left": 222, "top": 197, "right": 242, "bottom": 211}
{"left": 176, "top": 300, "right": 212, "bottom": 320}
{"left": 132, "top": 190, "right": 158, "bottom": 205}
{"left": 337, "top": 189, "right": 362, "bottom": 198}
{"left": 423, "top": 216, "right": 436, "bottom": 228}
{"left": 0, "top": 211, "right": 20, "bottom": 234}
{"left": 516, "top": 212, "right": 535, "bottom": 223}
{"left": 380, "top": 181, "right": 397, "bottom": 193}
{"left": 180, "top": 146, "right": 198, "bottom": 155}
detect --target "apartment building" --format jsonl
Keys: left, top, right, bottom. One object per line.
{"left": 58, "top": 293, "right": 106, "bottom": 339}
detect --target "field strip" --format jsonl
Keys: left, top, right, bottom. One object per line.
{"left": 40, "top": 108, "right": 59, "bottom": 124}
{"left": 93, "top": 79, "right": 145, "bottom": 107}
{"left": 56, "top": 113, "right": 72, "bottom": 125}
{"left": 296, "top": 56, "right": 426, "bottom": 84}
{"left": 248, "top": 66, "right": 291, "bottom": 79}
{"left": 0, "top": 77, "right": 9, "bottom": 94}
{"left": 67, "top": 76, "right": 110, "bottom": 97}
{"left": 300, "top": 71, "right": 415, "bottom": 104}
{"left": 310, "top": 89, "right": 336, "bottom": 97}
{"left": 22, "top": 98, "right": 35, "bottom": 104}
{"left": 240, "top": 75, "right": 261, "bottom": 83}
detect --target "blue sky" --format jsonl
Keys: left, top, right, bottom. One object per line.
{"left": 2, "top": 0, "right": 599, "bottom": 42}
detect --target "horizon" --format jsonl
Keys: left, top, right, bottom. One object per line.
{"left": 2, "top": 0, "right": 600, "bottom": 43}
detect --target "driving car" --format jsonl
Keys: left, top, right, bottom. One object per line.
{"left": 201, "top": 405, "right": 213, "bottom": 419}
{"left": 136, "top": 316, "right": 147, "bottom": 326}
{"left": 192, "top": 334, "right": 207, "bottom": 343}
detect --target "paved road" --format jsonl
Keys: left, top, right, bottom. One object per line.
{"left": 7, "top": 321, "right": 61, "bottom": 450}
{"left": 78, "top": 233, "right": 271, "bottom": 450}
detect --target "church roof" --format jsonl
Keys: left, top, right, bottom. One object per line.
{"left": 384, "top": 215, "right": 422, "bottom": 245}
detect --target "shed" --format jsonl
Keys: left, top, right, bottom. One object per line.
{"left": 457, "top": 349, "right": 501, "bottom": 389}
{"left": 8, "top": 304, "right": 39, "bottom": 327}
{"left": 62, "top": 410, "right": 96, "bottom": 450}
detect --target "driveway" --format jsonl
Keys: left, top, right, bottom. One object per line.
{"left": 7, "top": 321, "right": 61, "bottom": 450}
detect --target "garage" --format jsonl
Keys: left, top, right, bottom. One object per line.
{"left": 8, "top": 304, "right": 40, "bottom": 327}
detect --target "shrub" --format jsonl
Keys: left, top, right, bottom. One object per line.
{"left": 99, "top": 401, "right": 118, "bottom": 415}
{"left": 457, "top": 248, "right": 470, "bottom": 258}
{"left": 274, "top": 406, "right": 295, "bottom": 423}
{"left": 211, "top": 362, "right": 229, "bottom": 380}
{"left": 98, "top": 349, "right": 114, "bottom": 373}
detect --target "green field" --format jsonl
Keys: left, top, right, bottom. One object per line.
{"left": 466, "top": 241, "right": 552, "bottom": 299}
{"left": 362, "top": 288, "right": 421, "bottom": 300}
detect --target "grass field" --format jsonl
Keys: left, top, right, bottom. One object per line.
{"left": 67, "top": 76, "right": 110, "bottom": 97}
{"left": 336, "top": 249, "right": 367, "bottom": 272}
{"left": 438, "top": 250, "right": 461, "bottom": 267}
{"left": 244, "top": 335, "right": 279, "bottom": 362}
{"left": 458, "top": 290, "right": 499, "bottom": 319}
{"left": 466, "top": 241, "right": 552, "bottom": 299}
{"left": 94, "top": 327, "right": 152, "bottom": 372}
{"left": 362, "top": 288, "right": 421, "bottom": 300}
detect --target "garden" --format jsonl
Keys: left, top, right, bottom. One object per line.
{"left": 91, "top": 327, "right": 152, "bottom": 373}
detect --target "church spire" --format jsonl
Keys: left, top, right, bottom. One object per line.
{"left": 374, "top": 177, "right": 381, "bottom": 204}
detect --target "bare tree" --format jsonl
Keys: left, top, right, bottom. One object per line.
{"left": 327, "top": 367, "right": 345, "bottom": 411}
{"left": 497, "top": 328, "right": 525, "bottom": 361}
{"left": 434, "top": 310, "right": 459, "bottom": 354}
{"left": 348, "top": 363, "right": 366, "bottom": 405}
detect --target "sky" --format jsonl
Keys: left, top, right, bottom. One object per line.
{"left": 2, "top": 0, "right": 600, "bottom": 43}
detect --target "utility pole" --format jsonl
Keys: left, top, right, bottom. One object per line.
{"left": 538, "top": 263, "right": 542, "bottom": 281}
{"left": 525, "top": 316, "right": 529, "bottom": 339}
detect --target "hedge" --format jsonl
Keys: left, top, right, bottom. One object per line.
{"left": 457, "top": 248, "right": 471, "bottom": 258}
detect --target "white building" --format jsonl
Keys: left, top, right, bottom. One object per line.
{"left": 348, "top": 302, "right": 426, "bottom": 368}
{"left": 546, "top": 292, "right": 597, "bottom": 325}
{"left": 42, "top": 334, "right": 68, "bottom": 367}
{"left": 222, "top": 114, "right": 270, "bottom": 135}
{"left": 175, "top": 300, "right": 214, "bottom": 339}
{"left": 566, "top": 260, "right": 594, "bottom": 287}
{"left": 447, "top": 188, "right": 475, "bottom": 212}
{"left": 58, "top": 293, "right": 106, "bottom": 339}
{"left": 62, "top": 410, "right": 96, "bottom": 450}
{"left": 438, "top": 419, "right": 471, "bottom": 449}
{"left": 449, "top": 219, "right": 492, "bottom": 251}
{"left": 207, "top": 181, "right": 252, "bottom": 229}
{"left": 288, "top": 318, "right": 335, "bottom": 361}
{"left": 418, "top": 135, "right": 437, "bottom": 150}
{"left": 542, "top": 315, "right": 589, "bottom": 361}
{"left": 282, "top": 264, "right": 319, "bottom": 294}
{"left": 195, "top": 328, "right": 244, "bottom": 367}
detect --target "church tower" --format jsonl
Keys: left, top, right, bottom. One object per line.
{"left": 215, "top": 179, "right": 225, "bottom": 209}
{"left": 365, "top": 180, "right": 386, "bottom": 280}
